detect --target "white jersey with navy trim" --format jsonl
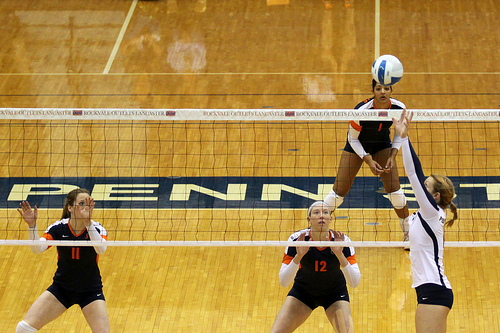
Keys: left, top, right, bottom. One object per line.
{"left": 401, "top": 137, "right": 452, "bottom": 289}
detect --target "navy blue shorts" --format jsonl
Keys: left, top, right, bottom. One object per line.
{"left": 47, "top": 284, "right": 105, "bottom": 309}
{"left": 343, "top": 140, "right": 392, "bottom": 156}
{"left": 416, "top": 283, "right": 453, "bottom": 309}
{"left": 287, "top": 285, "right": 350, "bottom": 310}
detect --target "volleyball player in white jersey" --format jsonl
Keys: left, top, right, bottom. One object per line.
{"left": 270, "top": 201, "right": 360, "bottom": 333}
{"left": 325, "top": 80, "right": 410, "bottom": 246}
{"left": 393, "top": 110, "right": 457, "bottom": 333}
{"left": 16, "top": 189, "right": 110, "bottom": 333}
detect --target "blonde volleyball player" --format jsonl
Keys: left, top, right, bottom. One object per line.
{"left": 324, "top": 79, "right": 410, "bottom": 247}
{"left": 270, "top": 201, "right": 360, "bottom": 333}
{"left": 16, "top": 189, "right": 110, "bottom": 333}
{"left": 393, "top": 110, "right": 457, "bottom": 333}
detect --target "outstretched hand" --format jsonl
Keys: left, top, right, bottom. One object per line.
{"left": 82, "top": 196, "right": 95, "bottom": 227}
{"left": 330, "top": 231, "right": 346, "bottom": 255}
{"left": 392, "top": 109, "right": 413, "bottom": 138}
{"left": 294, "top": 232, "right": 309, "bottom": 263}
{"left": 17, "top": 201, "right": 38, "bottom": 228}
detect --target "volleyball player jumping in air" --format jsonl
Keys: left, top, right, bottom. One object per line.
{"left": 16, "top": 189, "right": 110, "bottom": 333}
{"left": 393, "top": 109, "right": 457, "bottom": 333}
{"left": 270, "top": 201, "right": 360, "bottom": 333}
{"left": 324, "top": 79, "right": 410, "bottom": 247}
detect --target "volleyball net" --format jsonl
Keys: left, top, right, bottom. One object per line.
{"left": 0, "top": 108, "right": 499, "bottom": 247}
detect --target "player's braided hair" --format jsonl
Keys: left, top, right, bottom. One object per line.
{"left": 430, "top": 174, "right": 458, "bottom": 227}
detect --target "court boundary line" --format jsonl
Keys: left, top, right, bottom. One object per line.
{"left": 1, "top": 93, "right": 498, "bottom": 98}
{"left": 103, "top": 0, "right": 138, "bottom": 74}
{"left": 1, "top": 72, "right": 498, "bottom": 76}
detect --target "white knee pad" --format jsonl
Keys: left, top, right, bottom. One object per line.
{"left": 388, "top": 188, "right": 407, "bottom": 209}
{"left": 324, "top": 189, "right": 344, "bottom": 210}
{"left": 16, "top": 321, "right": 37, "bottom": 333}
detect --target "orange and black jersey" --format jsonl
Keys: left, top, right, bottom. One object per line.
{"left": 282, "top": 229, "right": 357, "bottom": 295}
{"left": 42, "top": 219, "right": 107, "bottom": 292}
{"left": 351, "top": 97, "right": 406, "bottom": 147}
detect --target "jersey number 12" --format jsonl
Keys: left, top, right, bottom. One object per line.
{"left": 315, "top": 260, "right": 327, "bottom": 272}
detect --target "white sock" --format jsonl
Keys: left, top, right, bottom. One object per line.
{"left": 16, "top": 321, "right": 37, "bottom": 333}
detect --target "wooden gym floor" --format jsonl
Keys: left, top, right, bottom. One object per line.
{"left": 0, "top": 0, "right": 499, "bottom": 332}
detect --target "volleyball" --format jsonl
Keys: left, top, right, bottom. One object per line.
{"left": 371, "top": 55, "right": 404, "bottom": 85}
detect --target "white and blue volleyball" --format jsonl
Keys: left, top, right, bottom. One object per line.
{"left": 371, "top": 55, "right": 404, "bottom": 85}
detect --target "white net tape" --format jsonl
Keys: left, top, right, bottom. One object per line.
{"left": 2, "top": 240, "right": 500, "bottom": 247}
{"left": 1, "top": 108, "right": 499, "bottom": 247}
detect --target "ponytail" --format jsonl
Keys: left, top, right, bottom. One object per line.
{"left": 445, "top": 202, "right": 458, "bottom": 228}
{"left": 431, "top": 174, "right": 458, "bottom": 228}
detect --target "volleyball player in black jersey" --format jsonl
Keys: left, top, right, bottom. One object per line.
{"left": 270, "top": 201, "right": 360, "bottom": 333}
{"left": 325, "top": 79, "right": 410, "bottom": 246}
{"left": 16, "top": 189, "right": 109, "bottom": 333}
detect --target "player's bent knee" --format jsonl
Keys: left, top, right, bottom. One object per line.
{"left": 16, "top": 320, "right": 38, "bottom": 333}
{"left": 388, "top": 188, "right": 407, "bottom": 209}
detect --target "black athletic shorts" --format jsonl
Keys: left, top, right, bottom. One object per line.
{"left": 416, "top": 283, "right": 453, "bottom": 309}
{"left": 47, "top": 283, "right": 105, "bottom": 309}
{"left": 287, "top": 285, "right": 350, "bottom": 310}
{"left": 343, "top": 139, "right": 392, "bottom": 156}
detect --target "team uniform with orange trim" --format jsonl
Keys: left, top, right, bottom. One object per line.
{"left": 281, "top": 229, "right": 359, "bottom": 310}
{"left": 41, "top": 218, "right": 108, "bottom": 309}
{"left": 344, "top": 97, "right": 406, "bottom": 158}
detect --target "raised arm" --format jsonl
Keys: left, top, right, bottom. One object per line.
{"left": 17, "top": 201, "right": 48, "bottom": 253}
{"left": 86, "top": 224, "right": 107, "bottom": 254}
{"left": 83, "top": 197, "right": 107, "bottom": 254}
{"left": 393, "top": 111, "right": 439, "bottom": 219}
{"left": 330, "top": 232, "right": 360, "bottom": 288}
{"left": 401, "top": 138, "right": 440, "bottom": 218}
{"left": 279, "top": 232, "right": 307, "bottom": 287}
